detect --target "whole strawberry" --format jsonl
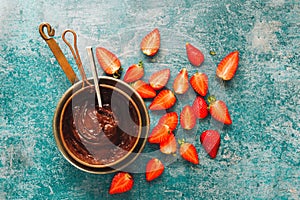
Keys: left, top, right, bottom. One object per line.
{"left": 186, "top": 43, "right": 204, "bottom": 67}
{"left": 200, "top": 130, "right": 220, "bottom": 159}
{"left": 192, "top": 96, "right": 208, "bottom": 119}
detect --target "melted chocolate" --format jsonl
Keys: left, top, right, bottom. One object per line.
{"left": 62, "top": 87, "right": 140, "bottom": 165}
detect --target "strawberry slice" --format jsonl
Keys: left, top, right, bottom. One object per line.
{"left": 160, "top": 133, "right": 177, "bottom": 154}
{"left": 190, "top": 72, "right": 208, "bottom": 97}
{"left": 149, "top": 68, "right": 170, "bottom": 90}
{"left": 140, "top": 28, "right": 160, "bottom": 56}
{"left": 123, "top": 61, "right": 144, "bottom": 83}
{"left": 186, "top": 43, "right": 204, "bottom": 67}
{"left": 131, "top": 80, "right": 156, "bottom": 99}
{"left": 96, "top": 47, "right": 121, "bottom": 75}
{"left": 173, "top": 68, "right": 189, "bottom": 94}
{"left": 200, "top": 130, "right": 220, "bottom": 159}
{"left": 149, "top": 89, "right": 176, "bottom": 110}
{"left": 145, "top": 158, "right": 164, "bottom": 181}
{"left": 192, "top": 96, "right": 208, "bottom": 119}
{"left": 208, "top": 96, "right": 232, "bottom": 125}
{"left": 109, "top": 172, "right": 134, "bottom": 195}
{"left": 148, "top": 124, "right": 170, "bottom": 144}
{"left": 158, "top": 112, "right": 178, "bottom": 131}
{"left": 179, "top": 143, "right": 199, "bottom": 164}
{"left": 180, "top": 105, "right": 196, "bottom": 130}
{"left": 216, "top": 51, "right": 239, "bottom": 81}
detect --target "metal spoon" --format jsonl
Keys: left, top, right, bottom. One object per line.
{"left": 86, "top": 46, "right": 102, "bottom": 107}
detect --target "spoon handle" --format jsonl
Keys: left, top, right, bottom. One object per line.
{"left": 39, "top": 23, "right": 78, "bottom": 84}
{"left": 86, "top": 46, "right": 102, "bottom": 107}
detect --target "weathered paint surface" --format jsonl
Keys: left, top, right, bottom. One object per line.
{"left": 0, "top": 0, "right": 299, "bottom": 199}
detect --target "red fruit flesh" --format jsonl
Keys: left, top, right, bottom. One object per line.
{"left": 149, "top": 68, "right": 170, "bottom": 90}
{"left": 192, "top": 96, "right": 208, "bottom": 119}
{"left": 109, "top": 172, "right": 134, "bottom": 195}
{"left": 148, "top": 124, "right": 170, "bottom": 144}
{"left": 158, "top": 112, "right": 178, "bottom": 131}
{"left": 149, "top": 90, "right": 176, "bottom": 110}
{"left": 180, "top": 143, "right": 199, "bottom": 164}
{"left": 180, "top": 105, "right": 197, "bottom": 130}
{"left": 96, "top": 47, "right": 121, "bottom": 75}
{"left": 160, "top": 133, "right": 177, "bottom": 154}
{"left": 209, "top": 98, "right": 232, "bottom": 125}
{"left": 216, "top": 51, "right": 239, "bottom": 81}
{"left": 123, "top": 61, "right": 144, "bottom": 83}
{"left": 146, "top": 158, "right": 164, "bottom": 181}
{"left": 141, "top": 28, "right": 160, "bottom": 56}
{"left": 131, "top": 80, "right": 156, "bottom": 99}
{"left": 200, "top": 130, "right": 220, "bottom": 159}
{"left": 190, "top": 72, "right": 208, "bottom": 97}
{"left": 186, "top": 43, "right": 204, "bottom": 67}
{"left": 173, "top": 68, "right": 189, "bottom": 94}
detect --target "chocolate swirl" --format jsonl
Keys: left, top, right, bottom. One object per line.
{"left": 72, "top": 103, "right": 119, "bottom": 146}
{"left": 62, "top": 87, "right": 139, "bottom": 166}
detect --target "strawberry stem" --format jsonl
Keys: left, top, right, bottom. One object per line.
{"left": 209, "top": 51, "right": 216, "bottom": 56}
{"left": 207, "top": 95, "right": 216, "bottom": 104}
{"left": 138, "top": 60, "right": 143, "bottom": 68}
{"left": 178, "top": 139, "right": 185, "bottom": 145}
{"left": 113, "top": 67, "right": 123, "bottom": 79}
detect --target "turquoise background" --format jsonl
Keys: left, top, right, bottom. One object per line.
{"left": 1, "top": 0, "right": 299, "bottom": 199}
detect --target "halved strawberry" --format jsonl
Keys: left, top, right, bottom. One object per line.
{"left": 149, "top": 68, "right": 170, "bottom": 90}
{"left": 180, "top": 105, "right": 196, "bottom": 130}
{"left": 173, "top": 68, "right": 189, "bottom": 94}
{"left": 158, "top": 112, "right": 178, "bottom": 131}
{"left": 216, "top": 51, "right": 239, "bottom": 81}
{"left": 148, "top": 124, "right": 170, "bottom": 144}
{"left": 123, "top": 61, "right": 144, "bottom": 83}
{"left": 96, "top": 47, "right": 121, "bottom": 75}
{"left": 145, "top": 158, "right": 164, "bottom": 181}
{"left": 160, "top": 133, "right": 177, "bottom": 154}
{"left": 208, "top": 96, "right": 232, "bottom": 125}
{"left": 179, "top": 143, "right": 199, "bottom": 164}
{"left": 192, "top": 96, "right": 208, "bottom": 119}
{"left": 131, "top": 80, "right": 156, "bottom": 99}
{"left": 200, "top": 130, "right": 220, "bottom": 159}
{"left": 109, "top": 172, "right": 133, "bottom": 195}
{"left": 140, "top": 28, "right": 160, "bottom": 56}
{"left": 149, "top": 89, "right": 176, "bottom": 110}
{"left": 190, "top": 72, "right": 208, "bottom": 96}
{"left": 186, "top": 43, "right": 204, "bottom": 67}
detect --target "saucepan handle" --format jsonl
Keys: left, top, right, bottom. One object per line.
{"left": 39, "top": 22, "right": 78, "bottom": 84}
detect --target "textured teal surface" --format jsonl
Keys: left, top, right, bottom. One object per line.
{"left": 1, "top": 0, "right": 299, "bottom": 199}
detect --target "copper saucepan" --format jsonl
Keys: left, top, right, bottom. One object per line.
{"left": 39, "top": 23, "right": 150, "bottom": 174}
